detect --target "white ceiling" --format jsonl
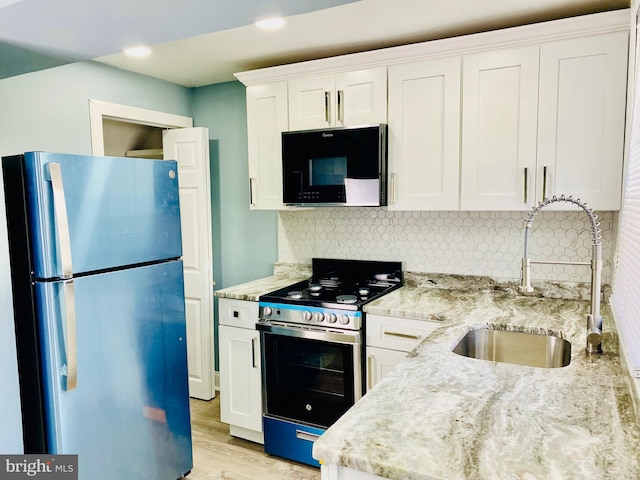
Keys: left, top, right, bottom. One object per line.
{"left": 0, "top": 0, "right": 630, "bottom": 87}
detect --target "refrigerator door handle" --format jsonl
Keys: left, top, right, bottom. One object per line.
{"left": 46, "top": 162, "right": 77, "bottom": 390}
{"left": 46, "top": 162, "right": 73, "bottom": 278}
{"left": 62, "top": 280, "right": 78, "bottom": 390}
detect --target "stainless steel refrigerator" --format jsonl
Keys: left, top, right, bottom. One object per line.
{"left": 2, "top": 152, "right": 193, "bottom": 479}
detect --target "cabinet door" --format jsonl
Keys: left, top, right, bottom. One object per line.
{"left": 288, "top": 69, "right": 387, "bottom": 130}
{"left": 461, "top": 46, "right": 539, "bottom": 210}
{"left": 335, "top": 67, "right": 388, "bottom": 127}
{"left": 387, "top": 57, "right": 461, "bottom": 210}
{"left": 537, "top": 32, "right": 628, "bottom": 210}
{"left": 246, "top": 82, "right": 289, "bottom": 210}
{"left": 219, "top": 325, "right": 263, "bottom": 434}
{"left": 366, "top": 347, "right": 407, "bottom": 391}
{"left": 288, "top": 74, "right": 336, "bottom": 130}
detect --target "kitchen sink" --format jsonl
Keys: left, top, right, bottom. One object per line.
{"left": 452, "top": 327, "right": 571, "bottom": 368}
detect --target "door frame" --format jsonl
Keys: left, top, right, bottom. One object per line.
{"left": 88, "top": 99, "right": 217, "bottom": 398}
{"left": 88, "top": 99, "right": 193, "bottom": 155}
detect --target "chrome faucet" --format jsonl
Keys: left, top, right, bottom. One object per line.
{"left": 519, "top": 195, "right": 603, "bottom": 354}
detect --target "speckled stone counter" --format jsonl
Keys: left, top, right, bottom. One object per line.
{"left": 313, "top": 286, "right": 640, "bottom": 480}
{"left": 213, "top": 262, "right": 311, "bottom": 301}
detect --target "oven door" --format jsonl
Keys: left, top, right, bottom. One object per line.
{"left": 258, "top": 322, "right": 362, "bottom": 428}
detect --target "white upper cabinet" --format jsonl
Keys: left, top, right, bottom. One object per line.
{"left": 246, "top": 82, "right": 290, "bottom": 210}
{"left": 235, "top": 10, "right": 629, "bottom": 212}
{"left": 387, "top": 57, "right": 461, "bottom": 210}
{"left": 288, "top": 67, "right": 388, "bottom": 130}
{"left": 460, "top": 46, "right": 540, "bottom": 210}
{"left": 536, "top": 32, "right": 628, "bottom": 210}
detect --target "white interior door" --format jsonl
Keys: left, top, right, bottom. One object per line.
{"left": 163, "top": 127, "right": 215, "bottom": 400}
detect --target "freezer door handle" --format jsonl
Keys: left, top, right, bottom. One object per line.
{"left": 62, "top": 280, "right": 78, "bottom": 390}
{"left": 46, "top": 162, "right": 74, "bottom": 278}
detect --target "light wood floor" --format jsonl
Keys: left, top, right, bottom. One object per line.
{"left": 182, "top": 395, "right": 321, "bottom": 480}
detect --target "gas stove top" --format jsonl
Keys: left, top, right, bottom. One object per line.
{"left": 259, "top": 259, "right": 402, "bottom": 330}
{"left": 260, "top": 277, "right": 400, "bottom": 310}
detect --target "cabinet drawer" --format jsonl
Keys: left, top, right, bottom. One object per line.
{"left": 219, "top": 298, "right": 259, "bottom": 329}
{"left": 366, "top": 314, "right": 439, "bottom": 352}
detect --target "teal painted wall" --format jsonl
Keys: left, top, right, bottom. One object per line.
{"left": 191, "top": 81, "right": 278, "bottom": 290}
{"left": 0, "top": 173, "right": 23, "bottom": 453}
{"left": 191, "top": 81, "right": 278, "bottom": 371}
{"left": 0, "top": 61, "right": 192, "bottom": 155}
{"left": 0, "top": 64, "right": 278, "bottom": 375}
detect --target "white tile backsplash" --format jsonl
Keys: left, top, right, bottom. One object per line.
{"left": 277, "top": 209, "right": 617, "bottom": 284}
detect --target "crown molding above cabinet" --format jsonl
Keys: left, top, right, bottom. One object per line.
{"left": 234, "top": 9, "right": 629, "bottom": 86}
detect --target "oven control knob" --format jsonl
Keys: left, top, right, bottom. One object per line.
{"left": 262, "top": 306, "right": 273, "bottom": 317}
{"left": 302, "top": 311, "right": 313, "bottom": 322}
{"left": 338, "top": 314, "right": 350, "bottom": 325}
{"left": 326, "top": 313, "right": 337, "bottom": 324}
{"left": 313, "top": 312, "right": 325, "bottom": 323}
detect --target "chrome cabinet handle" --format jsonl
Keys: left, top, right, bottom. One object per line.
{"left": 47, "top": 162, "right": 77, "bottom": 391}
{"left": 367, "top": 355, "right": 375, "bottom": 390}
{"left": 390, "top": 172, "right": 397, "bottom": 205}
{"left": 249, "top": 177, "right": 255, "bottom": 206}
{"left": 523, "top": 167, "right": 528, "bottom": 203}
{"left": 251, "top": 337, "right": 257, "bottom": 368}
{"left": 383, "top": 330, "right": 422, "bottom": 340}
{"left": 324, "top": 91, "right": 331, "bottom": 124}
{"left": 337, "top": 90, "right": 344, "bottom": 124}
{"left": 542, "top": 166, "right": 548, "bottom": 201}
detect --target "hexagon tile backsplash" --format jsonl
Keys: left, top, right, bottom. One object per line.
{"left": 277, "top": 209, "right": 617, "bottom": 284}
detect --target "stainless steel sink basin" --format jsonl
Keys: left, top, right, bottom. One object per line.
{"left": 452, "top": 328, "right": 571, "bottom": 368}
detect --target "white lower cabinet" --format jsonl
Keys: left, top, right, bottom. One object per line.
{"left": 218, "top": 298, "right": 263, "bottom": 444}
{"left": 366, "top": 347, "right": 408, "bottom": 391}
{"left": 365, "top": 314, "right": 439, "bottom": 391}
{"left": 321, "top": 464, "right": 387, "bottom": 480}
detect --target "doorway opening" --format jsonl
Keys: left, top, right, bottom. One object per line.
{"left": 88, "top": 98, "right": 193, "bottom": 157}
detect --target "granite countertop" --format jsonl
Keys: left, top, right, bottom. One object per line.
{"left": 213, "top": 262, "right": 311, "bottom": 302}
{"left": 313, "top": 285, "right": 640, "bottom": 480}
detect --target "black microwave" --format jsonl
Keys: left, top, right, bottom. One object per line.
{"left": 282, "top": 124, "right": 388, "bottom": 207}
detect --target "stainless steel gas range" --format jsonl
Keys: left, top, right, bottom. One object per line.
{"left": 257, "top": 258, "right": 402, "bottom": 467}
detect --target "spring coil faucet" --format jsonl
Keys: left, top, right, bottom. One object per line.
{"left": 519, "top": 194, "right": 603, "bottom": 354}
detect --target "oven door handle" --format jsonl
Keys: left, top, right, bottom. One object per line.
{"left": 296, "top": 429, "right": 321, "bottom": 443}
{"left": 257, "top": 321, "right": 361, "bottom": 345}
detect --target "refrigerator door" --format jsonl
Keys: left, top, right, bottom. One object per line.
{"left": 17, "top": 152, "right": 182, "bottom": 279}
{"left": 34, "top": 260, "right": 192, "bottom": 479}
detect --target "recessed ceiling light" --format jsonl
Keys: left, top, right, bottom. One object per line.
{"left": 255, "top": 17, "right": 285, "bottom": 30}
{"left": 124, "top": 46, "right": 151, "bottom": 58}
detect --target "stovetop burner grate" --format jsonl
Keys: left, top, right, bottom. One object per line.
{"left": 260, "top": 259, "right": 402, "bottom": 312}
